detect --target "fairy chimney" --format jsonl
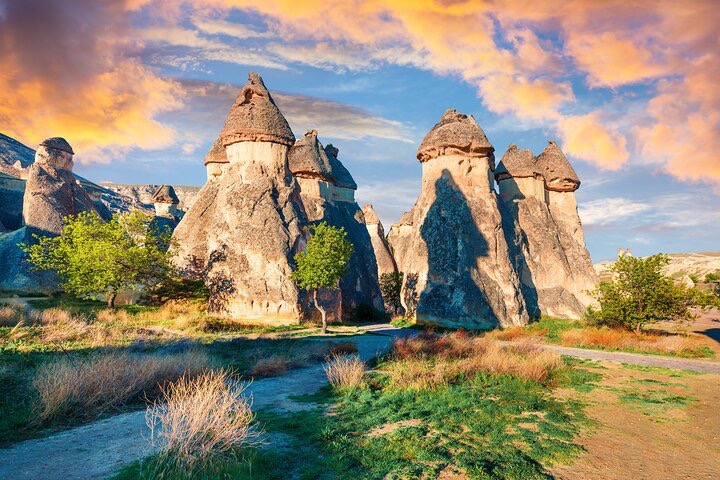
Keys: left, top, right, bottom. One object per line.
{"left": 152, "top": 185, "right": 180, "bottom": 218}
{"left": 172, "top": 73, "right": 307, "bottom": 323}
{"left": 203, "top": 136, "right": 229, "bottom": 179}
{"left": 362, "top": 204, "right": 397, "bottom": 277}
{"left": 388, "top": 109, "right": 528, "bottom": 329}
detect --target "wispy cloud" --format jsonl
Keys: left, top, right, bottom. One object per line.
{"left": 356, "top": 179, "right": 420, "bottom": 228}
{"left": 579, "top": 197, "right": 650, "bottom": 226}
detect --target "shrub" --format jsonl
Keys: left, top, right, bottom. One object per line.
{"left": 248, "top": 356, "right": 289, "bottom": 378}
{"left": 586, "top": 254, "right": 717, "bottom": 333}
{"left": 324, "top": 354, "right": 365, "bottom": 389}
{"left": 146, "top": 371, "right": 261, "bottom": 471}
{"left": 0, "top": 305, "right": 25, "bottom": 327}
{"left": 33, "top": 350, "right": 209, "bottom": 423}
{"left": 379, "top": 272, "right": 404, "bottom": 315}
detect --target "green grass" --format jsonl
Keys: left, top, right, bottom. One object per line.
{"left": 618, "top": 389, "right": 696, "bottom": 417}
{"left": 116, "top": 358, "right": 598, "bottom": 479}
{"left": 620, "top": 364, "right": 701, "bottom": 378}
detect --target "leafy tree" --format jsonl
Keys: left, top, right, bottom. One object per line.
{"left": 585, "top": 254, "right": 717, "bottom": 333}
{"left": 380, "top": 271, "right": 404, "bottom": 315}
{"left": 292, "top": 222, "right": 353, "bottom": 334}
{"left": 22, "top": 211, "right": 174, "bottom": 308}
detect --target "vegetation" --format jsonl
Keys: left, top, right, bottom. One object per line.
{"left": 379, "top": 271, "right": 403, "bottom": 315}
{"left": 292, "top": 222, "right": 354, "bottom": 334}
{"left": 585, "top": 254, "right": 717, "bottom": 334}
{"left": 22, "top": 211, "right": 174, "bottom": 308}
{"left": 145, "top": 371, "right": 261, "bottom": 476}
{"left": 491, "top": 316, "right": 714, "bottom": 358}
{"left": 704, "top": 272, "right": 720, "bottom": 283}
{"left": 118, "top": 333, "right": 595, "bottom": 479}
{"left": 323, "top": 353, "right": 365, "bottom": 390}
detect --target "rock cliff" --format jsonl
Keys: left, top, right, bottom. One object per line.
{"left": 171, "top": 73, "right": 307, "bottom": 323}
{"left": 388, "top": 109, "right": 529, "bottom": 329}
{"left": 362, "top": 204, "right": 397, "bottom": 277}
{"left": 288, "top": 130, "right": 384, "bottom": 318}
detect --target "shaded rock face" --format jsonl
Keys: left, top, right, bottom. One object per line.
{"left": 172, "top": 73, "right": 307, "bottom": 323}
{"left": 288, "top": 131, "right": 384, "bottom": 319}
{"left": 0, "top": 172, "right": 25, "bottom": 231}
{"left": 388, "top": 111, "right": 528, "bottom": 329}
{"left": 23, "top": 143, "right": 100, "bottom": 237}
{"left": 497, "top": 142, "right": 597, "bottom": 318}
{"left": 362, "top": 204, "right": 397, "bottom": 277}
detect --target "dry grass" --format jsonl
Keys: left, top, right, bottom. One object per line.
{"left": 27, "top": 308, "right": 90, "bottom": 343}
{"left": 245, "top": 340, "right": 358, "bottom": 378}
{"left": 248, "top": 356, "right": 289, "bottom": 377}
{"left": 32, "top": 350, "right": 209, "bottom": 424}
{"left": 560, "top": 328, "right": 710, "bottom": 356}
{"left": 146, "top": 370, "right": 261, "bottom": 470}
{"left": 0, "top": 305, "right": 26, "bottom": 327}
{"left": 324, "top": 354, "right": 365, "bottom": 389}
{"left": 387, "top": 332, "right": 563, "bottom": 389}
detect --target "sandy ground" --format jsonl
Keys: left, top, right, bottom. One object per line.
{"left": 551, "top": 362, "right": 720, "bottom": 480}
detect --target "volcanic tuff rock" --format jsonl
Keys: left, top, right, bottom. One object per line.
{"left": 23, "top": 138, "right": 101, "bottom": 237}
{"left": 496, "top": 143, "right": 597, "bottom": 318}
{"left": 172, "top": 73, "right": 307, "bottom": 323}
{"left": 289, "top": 130, "right": 384, "bottom": 318}
{"left": 388, "top": 109, "right": 528, "bottom": 329}
{"left": 203, "top": 136, "right": 229, "bottom": 179}
{"left": 362, "top": 204, "right": 397, "bottom": 277}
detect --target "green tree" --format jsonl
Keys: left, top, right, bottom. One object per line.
{"left": 22, "top": 211, "right": 174, "bottom": 308}
{"left": 291, "top": 222, "right": 353, "bottom": 334}
{"left": 585, "top": 254, "right": 717, "bottom": 334}
{"left": 379, "top": 271, "right": 404, "bottom": 315}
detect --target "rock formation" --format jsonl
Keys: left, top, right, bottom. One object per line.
{"left": 388, "top": 109, "right": 529, "bottom": 329}
{"left": 23, "top": 137, "right": 101, "bottom": 237}
{"left": 362, "top": 204, "right": 397, "bottom": 277}
{"left": 496, "top": 143, "right": 596, "bottom": 318}
{"left": 288, "top": 130, "right": 384, "bottom": 318}
{"left": 171, "top": 73, "right": 307, "bottom": 323}
{"left": 152, "top": 185, "right": 180, "bottom": 219}
{"left": 204, "top": 136, "right": 229, "bottom": 179}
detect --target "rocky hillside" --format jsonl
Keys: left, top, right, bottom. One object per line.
{"left": 0, "top": 133, "right": 34, "bottom": 176}
{"left": 595, "top": 252, "right": 720, "bottom": 283}
{"left": 100, "top": 184, "right": 200, "bottom": 212}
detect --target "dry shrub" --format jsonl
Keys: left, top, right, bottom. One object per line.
{"left": 324, "top": 354, "right": 365, "bottom": 389}
{"left": 147, "top": 371, "right": 261, "bottom": 470}
{"left": 27, "top": 308, "right": 90, "bottom": 343}
{"left": 33, "top": 350, "right": 209, "bottom": 423}
{"left": 328, "top": 341, "right": 359, "bottom": 356}
{"left": 95, "top": 308, "right": 132, "bottom": 324}
{"left": 248, "top": 356, "right": 289, "bottom": 378}
{"left": 489, "top": 326, "right": 533, "bottom": 341}
{"left": 560, "top": 327, "right": 711, "bottom": 356}
{"left": 0, "top": 305, "right": 26, "bottom": 327}
{"left": 387, "top": 333, "right": 562, "bottom": 389}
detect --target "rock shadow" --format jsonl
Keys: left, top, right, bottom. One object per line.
{"left": 416, "top": 169, "right": 499, "bottom": 328}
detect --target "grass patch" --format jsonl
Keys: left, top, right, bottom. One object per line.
{"left": 489, "top": 316, "right": 715, "bottom": 358}
{"left": 618, "top": 389, "right": 696, "bottom": 417}
{"left": 620, "top": 363, "right": 701, "bottom": 377}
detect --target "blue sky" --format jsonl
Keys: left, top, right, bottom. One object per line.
{"left": 2, "top": 1, "right": 718, "bottom": 261}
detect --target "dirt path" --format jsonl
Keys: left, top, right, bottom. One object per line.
{"left": 0, "top": 331, "right": 408, "bottom": 480}
{"left": 2, "top": 324, "right": 718, "bottom": 480}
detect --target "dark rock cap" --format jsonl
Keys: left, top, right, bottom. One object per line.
{"left": 39, "top": 137, "right": 74, "bottom": 155}
{"left": 416, "top": 109, "right": 494, "bottom": 162}
{"left": 288, "top": 130, "right": 334, "bottom": 181}
{"left": 152, "top": 185, "right": 180, "bottom": 204}
{"left": 536, "top": 141, "right": 580, "bottom": 192}
{"left": 494, "top": 144, "right": 539, "bottom": 181}
{"left": 204, "top": 136, "right": 228, "bottom": 165}
{"left": 219, "top": 72, "right": 295, "bottom": 148}
{"left": 324, "top": 144, "right": 357, "bottom": 190}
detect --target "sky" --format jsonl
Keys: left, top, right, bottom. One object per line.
{"left": 0, "top": 0, "right": 718, "bottom": 261}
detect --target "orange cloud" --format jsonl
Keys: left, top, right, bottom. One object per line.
{"left": 557, "top": 113, "right": 629, "bottom": 170}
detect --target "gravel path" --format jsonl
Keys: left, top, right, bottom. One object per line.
{"left": 1, "top": 324, "right": 717, "bottom": 480}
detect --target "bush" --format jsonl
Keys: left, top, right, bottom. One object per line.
{"left": 379, "top": 272, "right": 404, "bottom": 315}
{"left": 586, "top": 254, "right": 717, "bottom": 333}
{"left": 33, "top": 350, "right": 209, "bottom": 423}
{"left": 146, "top": 371, "right": 261, "bottom": 471}
{"left": 324, "top": 354, "right": 365, "bottom": 389}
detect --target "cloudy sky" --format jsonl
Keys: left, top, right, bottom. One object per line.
{"left": 1, "top": 0, "right": 718, "bottom": 261}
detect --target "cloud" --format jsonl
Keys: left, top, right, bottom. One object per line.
{"left": 355, "top": 179, "right": 421, "bottom": 228}
{"left": 478, "top": 75, "right": 574, "bottom": 122}
{"left": 0, "top": 0, "right": 182, "bottom": 163}
{"left": 556, "top": 112, "right": 629, "bottom": 170}
{"left": 193, "top": 18, "right": 273, "bottom": 39}
{"left": 579, "top": 197, "right": 650, "bottom": 226}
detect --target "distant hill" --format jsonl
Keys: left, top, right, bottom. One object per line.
{"left": 595, "top": 252, "right": 720, "bottom": 285}
{"left": 0, "top": 133, "right": 34, "bottom": 176}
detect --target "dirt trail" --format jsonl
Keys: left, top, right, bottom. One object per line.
{"left": 1, "top": 324, "right": 718, "bottom": 480}
{"left": 0, "top": 331, "right": 405, "bottom": 480}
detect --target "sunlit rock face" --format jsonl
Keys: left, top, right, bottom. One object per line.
{"left": 362, "top": 204, "right": 397, "bottom": 278}
{"left": 288, "top": 130, "right": 384, "bottom": 319}
{"left": 496, "top": 143, "right": 597, "bottom": 319}
{"left": 172, "top": 73, "right": 307, "bottom": 324}
{"left": 388, "top": 109, "right": 529, "bottom": 329}
{"left": 23, "top": 138, "right": 100, "bottom": 237}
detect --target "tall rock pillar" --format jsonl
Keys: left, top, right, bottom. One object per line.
{"left": 388, "top": 109, "right": 528, "bottom": 329}
{"left": 172, "top": 73, "right": 307, "bottom": 323}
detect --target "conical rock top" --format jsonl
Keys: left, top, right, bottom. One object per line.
{"left": 219, "top": 72, "right": 295, "bottom": 147}
{"left": 152, "top": 185, "right": 179, "bottom": 204}
{"left": 416, "top": 109, "right": 494, "bottom": 162}
{"left": 495, "top": 144, "right": 538, "bottom": 181}
{"left": 204, "top": 136, "right": 228, "bottom": 165}
{"left": 361, "top": 203, "right": 381, "bottom": 225}
{"left": 536, "top": 141, "right": 580, "bottom": 192}
{"left": 288, "top": 130, "right": 333, "bottom": 181}
{"left": 324, "top": 144, "right": 357, "bottom": 190}
{"left": 40, "top": 137, "right": 74, "bottom": 155}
